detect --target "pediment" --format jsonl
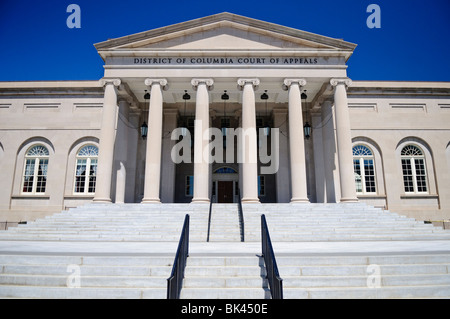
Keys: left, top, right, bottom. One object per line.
{"left": 95, "top": 12, "right": 357, "bottom": 54}
{"left": 114, "top": 24, "right": 333, "bottom": 51}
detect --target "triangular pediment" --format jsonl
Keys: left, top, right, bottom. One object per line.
{"left": 110, "top": 23, "right": 336, "bottom": 51}
{"left": 95, "top": 12, "right": 357, "bottom": 55}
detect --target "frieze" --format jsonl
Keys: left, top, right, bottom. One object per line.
{"left": 105, "top": 56, "right": 346, "bottom": 67}
{"left": 132, "top": 57, "right": 319, "bottom": 65}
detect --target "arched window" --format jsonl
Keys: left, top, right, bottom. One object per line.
{"left": 23, "top": 145, "right": 49, "bottom": 194}
{"left": 214, "top": 167, "right": 237, "bottom": 174}
{"left": 401, "top": 145, "right": 427, "bottom": 193}
{"left": 352, "top": 145, "right": 376, "bottom": 194}
{"left": 74, "top": 145, "right": 98, "bottom": 194}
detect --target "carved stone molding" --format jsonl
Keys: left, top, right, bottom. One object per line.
{"left": 330, "top": 78, "right": 352, "bottom": 88}
{"left": 100, "top": 78, "right": 121, "bottom": 87}
{"left": 237, "top": 78, "right": 260, "bottom": 90}
{"left": 191, "top": 78, "right": 214, "bottom": 91}
{"left": 282, "top": 78, "right": 307, "bottom": 90}
{"left": 144, "top": 78, "right": 168, "bottom": 90}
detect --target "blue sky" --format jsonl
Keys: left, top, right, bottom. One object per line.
{"left": 0, "top": 0, "right": 449, "bottom": 82}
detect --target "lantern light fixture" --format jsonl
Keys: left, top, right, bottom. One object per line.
{"left": 140, "top": 122, "right": 148, "bottom": 139}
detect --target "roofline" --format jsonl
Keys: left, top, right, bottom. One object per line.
{"left": 94, "top": 12, "right": 357, "bottom": 51}
{"left": 0, "top": 80, "right": 102, "bottom": 89}
{"left": 0, "top": 80, "right": 448, "bottom": 90}
{"left": 351, "top": 80, "right": 450, "bottom": 89}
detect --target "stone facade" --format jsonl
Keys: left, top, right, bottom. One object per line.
{"left": 0, "top": 13, "right": 449, "bottom": 222}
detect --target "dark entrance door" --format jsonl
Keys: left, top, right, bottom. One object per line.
{"left": 217, "top": 181, "right": 233, "bottom": 203}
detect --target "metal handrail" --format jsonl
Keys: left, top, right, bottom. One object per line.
{"left": 261, "top": 214, "right": 283, "bottom": 299}
{"left": 206, "top": 194, "right": 214, "bottom": 242}
{"left": 238, "top": 188, "right": 245, "bottom": 242}
{"left": 167, "top": 214, "right": 190, "bottom": 299}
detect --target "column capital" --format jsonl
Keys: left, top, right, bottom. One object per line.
{"left": 282, "top": 78, "right": 306, "bottom": 90}
{"left": 144, "top": 78, "right": 168, "bottom": 90}
{"left": 100, "top": 78, "right": 121, "bottom": 87}
{"left": 330, "top": 78, "right": 352, "bottom": 88}
{"left": 237, "top": 78, "right": 260, "bottom": 90}
{"left": 191, "top": 78, "right": 214, "bottom": 91}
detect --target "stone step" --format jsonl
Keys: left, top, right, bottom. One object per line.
{"left": 282, "top": 274, "right": 450, "bottom": 288}
{"left": 0, "top": 254, "right": 173, "bottom": 299}
{"left": 180, "top": 255, "right": 267, "bottom": 299}
{"left": 0, "top": 286, "right": 167, "bottom": 299}
{"left": 0, "top": 274, "right": 168, "bottom": 288}
{"left": 180, "top": 288, "right": 270, "bottom": 299}
{"left": 275, "top": 253, "right": 450, "bottom": 298}
{"left": 275, "top": 255, "right": 450, "bottom": 265}
{"left": 183, "top": 277, "right": 267, "bottom": 289}
{"left": 278, "top": 264, "right": 450, "bottom": 276}
{"left": 283, "top": 286, "right": 450, "bottom": 299}
{"left": 0, "top": 255, "right": 173, "bottom": 265}
{"left": 2, "top": 264, "right": 171, "bottom": 276}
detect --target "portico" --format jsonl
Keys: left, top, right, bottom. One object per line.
{"left": 90, "top": 12, "right": 358, "bottom": 205}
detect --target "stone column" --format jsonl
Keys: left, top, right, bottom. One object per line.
{"left": 142, "top": 78, "right": 167, "bottom": 203}
{"left": 283, "top": 79, "right": 309, "bottom": 203}
{"left": 160, "top": 107, "right": 178, "bottom": 203}
{"left": 321, "top": 100, "right": 338, "bottom": 203}
{"left": 312, "top": 111, "right": 326, "bottom": 203}
{"left": 93, "top": 78, "right": 121, "bottom": 203}
{"left": 191, "top": 79, "right": 214, "bottom": 203}
{"left": 125, "top": 111, "right": 140, "bottom": 203}
{"left": 114, "top": 99, "right": 129, "bottom": 204}
{"left": 272, "top": 108, "right": 290, "bottom": 203}
{"left": 238, "top": 78, "right": 260, "bottom": 203}
{"left": 330, "top": 78, "right": 358, "bottom": 202}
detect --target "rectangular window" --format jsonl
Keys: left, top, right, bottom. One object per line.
{"left": 35, "top": 159, "right": 48, "bottom": 193}
{"left": 353, "top": 159, "right": 362, "bottom": 193}
{"left": 414, "top": 158, "right": 427, "bottom": 192}
{"left": 75, "top": 159, "right": 87, "bottom": 193}
{"left": 185, "top": 175, "right": 194, "bottom": 196}
{"left": 258, "top": 175, "right": 265, "bottom": 196}
{"left": 23, "top": 158, "right": 47, "bottom": 194}
{"left": 23, "top": 159, "right": 35, "bottom": 193}
{"left": 364, "top": 159, "right": 376, "bottom": 193}
{"left": 88, "top": 159, "right": 97, "bottom": 193}
{"left": 402, "top": 159, "right": 414, "bottom": 192}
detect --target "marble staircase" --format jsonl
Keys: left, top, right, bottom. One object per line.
{"left": 1, "top": 202, "right": 450, "bottom": 298}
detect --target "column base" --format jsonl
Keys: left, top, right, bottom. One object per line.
{"left": 241, "top": 198, "right": 260, "bottom": 203}
{"left": 290, "top": 198, "right": 310, "bottom": 203}
{"left": 141, "top": 198, "right": 161, "bottom": 204}
{"left": 92, "top": 198, "right": 112, "bottom": 203}
{"left": 191, "top": 198, "right": 210, "bottom": 203}
{"left": 340, "top": 197, "right": 359, "bottom": 203}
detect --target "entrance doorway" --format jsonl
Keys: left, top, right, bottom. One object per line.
{"left": 212, "top": 166, "right": 239, "bottom": 203}
{"left": 217, "top": 181, "right": 234, "bottom": 203}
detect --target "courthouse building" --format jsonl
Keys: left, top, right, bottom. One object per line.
{"left": 0, "top": 12, "right": 449, "bottom": 222}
